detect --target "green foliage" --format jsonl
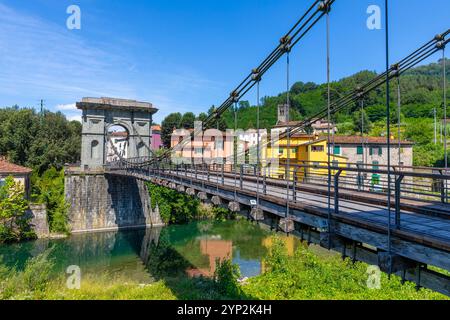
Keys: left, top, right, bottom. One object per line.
{"left": 31, "top": 168, "right": 69, "bottom": 234}
{"left": 146, "top": 183, "right": 237, "bottom": 224}
{"left": 146, "top": 182, "right": 200, "bottom": 224}
{"left": 243, "top": 237, "right": 446, "bottom": 300}
{"left": 161, "top": 112, "right": 182, "bottom": 148}
{"left": 211, "top": 206, "right": 236, "bottom": 222}
{"left": 0, "top": 176, "right": 33, "bottom": 243}
{"left": 180, "top": 112, "right": 196, "bottom": 129}
{"left": 0, "top": 249, "right": 54, "bottom": 299}
{"left": 352, "top": 109, "right": 372, "bottom": 134}
{"left": 0, "top": 108, "right": 81, "bottom": 173}
{"left": 214, "top": 259, "right": 242, "bottom": 298}
{"left": 262, "top": 236, "right": 289, "bottom": 274}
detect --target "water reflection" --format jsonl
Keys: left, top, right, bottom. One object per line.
{"left": 0, "top": 220, "right": 305, "bottom": 282}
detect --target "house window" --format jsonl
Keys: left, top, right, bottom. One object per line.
{"left": 312, "top": 145, "right": 324, "bottom": 152}
{"left": 357, "top": 146, "right": 364, "bottom": 155}
{"left": 313, "top": 162, "right": 320, "bottom": 167}
{"left": 195, "top": 148, "right": 203, "bottom": 154}
{"left": 278, "top": 148, "right": 284, "bottom": 155}
{"left": 370, "top": 147, "right": 382, "bottom": 156}
{"left": 215, "top": 140, "right": 224, "bottom": 150}
{"left": 356, "top": 160, "right": 364, "bottom": 169}
{"left": 332, "top": 160, "right": 339, "bottom": 167}
{"left": 333, "top": 145, "right": 341, "bottom": 155}
{"left": 372, "top": 161, "right": 379, "bottom": 170}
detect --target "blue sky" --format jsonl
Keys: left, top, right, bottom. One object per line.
{"left": 0, "top": 0, "right": 448, "bottom": 123}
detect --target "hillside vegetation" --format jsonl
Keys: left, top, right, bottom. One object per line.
{"left": 162, "top": 59, "right": 450, "bottom": 167}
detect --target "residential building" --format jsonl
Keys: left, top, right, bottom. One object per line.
{"left": 170, "top": 128, "right": 234, "bottom": 164}
{"left": 0, "top": 157, "right": 32, "bottom": 199}
{"left": 151, "top": 125, "right": 163, "bottom": 150}
{"left": 310, "top": 118, "right": 338, "bottom": 135}
{"left": 329, "top": 136, "right": 414, "bottom": 167}
{"left": 272, "top": 104, "right": 337, "bottom": 135}
{"left": 265, "top": 134, "right": 348, "bottom": 180}
{"left": 328, "top": 135, "right": 414, "bottom": 189}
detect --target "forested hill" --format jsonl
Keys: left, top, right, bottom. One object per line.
{"left": 162, "top": 59, "right": 449, "bottom": 166}
{"left": 219, "top": 58, "right": 449, "bottom": 130}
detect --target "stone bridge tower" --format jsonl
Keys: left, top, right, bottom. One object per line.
{"left": 76, "top": 97, "right": 158, "bottom": 169}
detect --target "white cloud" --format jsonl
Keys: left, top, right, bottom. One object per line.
{"left": 56, "top": 103, "right": 77, "bottom": 111}
{"left": 67, "top": 114, "right": 82, "bottom": 122}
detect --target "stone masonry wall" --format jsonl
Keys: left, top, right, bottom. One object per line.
{"left": 65, "top": 172, "right": 163, "bottom": 233}
{"left": 28, "top": 204, "right": 49, "bottom": 238}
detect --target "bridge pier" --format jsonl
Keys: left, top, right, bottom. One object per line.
{"left": 211, "top": 196, "right": 222, "bottom": 206}
{"left": 186, "top": 188, "right": 196, "bottom": 196}
{"left": 197, "top": 192, "right": 208, "bottom": 201}
{"left": 65, "top": 170, "right": 164, "bottom": 233}
{"left": 278, "top": 217, "right": 295, "bottom": 234}
{"left": 228, "top": 201, "right": 241, "bottom": 213}
{"left": 250, "top": 207, "right": 264, "bottom": 221}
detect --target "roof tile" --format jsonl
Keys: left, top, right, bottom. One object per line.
{"left": 0, "top": 159, "right": 32, "bottom": 174}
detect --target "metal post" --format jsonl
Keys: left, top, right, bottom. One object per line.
{"left": 439, "top": 169, "right": 446, "bottom": 203}
{"left": 293, "top": 167, "right": 298, "bottom": 202}
{"left": 221, "top": 163, "right": 225, "bottom": 185}
{"left": 395, "top": 174, "right": 404, "bottom": 228}
{"left": 263, "top": 168, "right": 267, "bottom": 195}
{"left": 240, "top": 165, "right": 243, "bottom": 190}
{"left": 334, "top": 169, "right": 343, "bottom": 215}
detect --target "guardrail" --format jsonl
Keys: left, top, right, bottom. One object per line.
{"left": 105, "top": 158, "right": 450, "bottom": 235}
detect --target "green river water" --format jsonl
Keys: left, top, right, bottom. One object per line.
{"left": 0, "top": 220, "right": 327, "bottom": 283}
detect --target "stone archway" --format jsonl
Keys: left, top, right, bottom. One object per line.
{"left": 76, "top": 97, "right": 158, "bottom": 169}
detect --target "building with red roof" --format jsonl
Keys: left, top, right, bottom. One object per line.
{"left": 0, "top": 157, "right": 32, "bottom": 198}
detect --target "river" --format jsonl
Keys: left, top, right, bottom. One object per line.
{"left": 0, "top": 220, "right": 327, "bottom": 284}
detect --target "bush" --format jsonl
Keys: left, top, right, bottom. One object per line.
{"left": 31, "top": 168, "right": 69, "bottom": 234}
{"left": 0, "top": 176, "right": 33, "bottom": 243}
{"left": 0, "top": 249, "right": 54, "bottom": 299}
{"left": 263, "top": 236, "right": 289, "bottom": 273}
{"left": 214, "top": 258, "right": 242, "bottom": 298}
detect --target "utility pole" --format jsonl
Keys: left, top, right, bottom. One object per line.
{"left": 40, "top": 99, "right": 45, "bottom": 126}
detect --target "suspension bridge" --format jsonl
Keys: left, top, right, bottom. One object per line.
{"left": 67, "top": 0, "right": 450, "bottom": 295}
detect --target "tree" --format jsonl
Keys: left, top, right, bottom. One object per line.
{"left": 0, "top": 176, "right": 33, "bottom": 243}
{"left": 206, "top": 106, "right": 228, "bottom": 131}
{"left": 32, "top": 168, "right": 69, "bottom": 234}
{"left": 352, "top": 109, "right": 372, "bottom": 134}
{"left": 161, "top": 112, "right": 182, "bottom": 148}
{"left": 0, "top": 108, "right": 81, "bottom": 173}
{"left": 196, "top": 112, "right": 208, "bottom": 124}
{"left": 180, "top": 112, "right": 196, "bottom": 129}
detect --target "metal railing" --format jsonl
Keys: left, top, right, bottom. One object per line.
{"left": 105, "top": 157, "right": 450, "bottom": 241}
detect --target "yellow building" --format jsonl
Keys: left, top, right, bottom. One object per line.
{"left": 264, "top": 134, "right": 348, "bottom": 181}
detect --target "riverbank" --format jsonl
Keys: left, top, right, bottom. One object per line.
{"left": 0, "top": 221, "right": 447, "bottom": 300}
